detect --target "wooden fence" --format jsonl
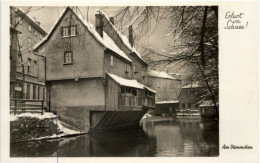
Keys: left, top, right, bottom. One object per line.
{"left": 11, "top": 99, "right": 44, "bottom": 115}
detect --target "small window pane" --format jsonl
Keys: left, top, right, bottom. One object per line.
{"left": 63, "top": 27, "right": 69, "bottom": 37}
{"left": 64, "top": 51, "right": 73, "bottom": 64}
{"left": 71, "top": 26, "right": 76, "bottom": 36}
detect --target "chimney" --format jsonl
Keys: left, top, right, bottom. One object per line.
{"left": 109, "top": 17, "right": 114, "bottom": 25}
{"left": 129, "top": 25, "right": 133, "bottom": 47}
{"left": 95, "top": 11, "right": 103, "bottom": 37}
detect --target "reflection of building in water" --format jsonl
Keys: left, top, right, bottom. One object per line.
{"left": 153, "top": 123, "right": 183, "bottom": 156}
{"left": 11, "top": 117, "right": 218, "bottom": 157}
{"left": 177, "top": 118, "right": 203, "bottom": 156}
{"left": 89, "top": 127, "right": 156, "bottom": 156}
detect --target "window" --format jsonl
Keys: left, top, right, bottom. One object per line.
{"left": 133, "top": 63, "right": 138, "bottom": 73}
{"left": 62, "top": 27, "right": 69, "bottom": 37}
{"left": 29, "top": 25, "right": 32, "bottom": 32}
{"left": 38, "top": 86, "right": 40, "bottom": 99}
{"left": 188, "top": 103, "right": 191, "bottom": 108}
{"left": 125, "top": 63, "right": 128, "bottom": 73}
{"left": 70, "top": 26, "right": 76, "bottom": 36}
{"left": 164, "top": 82, "right": 167, "bottom": 89}
{"left": 110, "top": 55, "right": 114, "bottom": 67}
{"left": 201, "top": 108, "right": 206, "bottom": 113}
{"left": 64, "top": 51, "right": 73, "bottom": 64}
{"left": 33, "top": 85, "right": 36, "bottom": 99}
{"left": 157, "top": 82, "right": 160, "bottom": 88}
{"left": 43, "top": 87, "right": 45, "bottom": 100}
{"left": 27, "top": 58, "right": 31, "bottom": 74}
{"left": 27, "top": 84, "right": 30, "bottom": 99}
{"left": 61, "top": 26, "right": 77, "bottom": 37}
{"left": 141, "top": 68, "right": 144, "bottom": 77}
{"left": 34, "top": 60, "right": 37, "bottom": 76}
{"left": 34, "top": 30, "right": 37, "bottom": 36}
{"left": 182, "top": 103, "right": 185, "bottom": 108}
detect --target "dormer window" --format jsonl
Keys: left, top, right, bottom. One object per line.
{"left": 61, "top": 25, "right": 77, "bottom": 37}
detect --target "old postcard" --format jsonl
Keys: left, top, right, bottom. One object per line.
{"left": 1, "top": 0, "right": 259, "bottom": 163}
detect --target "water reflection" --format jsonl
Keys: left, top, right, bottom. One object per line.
{"left": 11, "top": 116, "right": 219, "bottom": 157}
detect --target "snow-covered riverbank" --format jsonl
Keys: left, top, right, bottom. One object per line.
{"left": 10, "top": 112, "right": 80, "bottom": 142}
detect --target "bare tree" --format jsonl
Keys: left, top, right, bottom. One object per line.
{"left": 114, "top": 6, "right": 219, "bottom": 117}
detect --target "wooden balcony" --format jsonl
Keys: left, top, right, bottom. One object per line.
{"left": 143, "top": 96, "right": 156, "bottom": 108}
{"left": 120, "top": 94, "right": 142, "bottom": 107}
{"left": 119, "top": 94, "right": 155, "bottom": 110}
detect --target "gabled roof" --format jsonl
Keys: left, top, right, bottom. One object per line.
{"left": 101, "top": 11, "right": 148, "bottom": 66}
{"left": 15, "top": 7, "right": 47, "bottom": 36}
{"left": 33, "top": 6, "right": 131, "bottom": 63}
{"left": 148, "top": 70, "right": 176, "bottom": 80}
{"left": 199, "top": 100, "right": 218, "bottom": 107}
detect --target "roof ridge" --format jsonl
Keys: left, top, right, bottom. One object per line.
{"left": 33, "top": 7, "right": 132, "bottom": 62}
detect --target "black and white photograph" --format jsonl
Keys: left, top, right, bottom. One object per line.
{"left": 9, "top": 5, "right": 219, "bottom": 157}
{"left": 2, "top": 1, "right": 259, "bottom": 162}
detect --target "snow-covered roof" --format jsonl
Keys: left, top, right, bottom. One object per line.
{"left": 148, "top": 70, "right": 176, "bottom": 80}
{"left": 100, "top": 11, "right": 147, "bottom": 65}
{"left": 138, "top": 83, "right": 156, "bottom": 93}
{"left": 107, "top": 73, "right": 144, "bottom": 89}
{"left": 107, "top": 73, "right": 156, "bottom": 93}
{"left": 33, "top": 7, "right": 131, "bottom": 63}
{"left": 156, "top": 101, "right": 179, "bottom": 104}
{"left": 182, "top": 82, "right": 202, "bottom": 88}
{"left": 199, "top": 100, "right": 216, "bottom": 107}
{"left": 16, "top": 7, "right": 47, "bottom": 35}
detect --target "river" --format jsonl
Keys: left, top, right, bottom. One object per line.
{"left": 10, "top": 116, "right": 219, "bottom": 157}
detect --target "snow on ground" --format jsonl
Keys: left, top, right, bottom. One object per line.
{"left": 10, "top": 114, "right": 18, "bottom": 121}
{"left": 10, "top": 112, "right": 56, "bottom": 121}
{"left": 10, "top": 112, "right": 80, "bottom": 140}
{"left": 54, "top": 119, "right": 80, "bottom": 135}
